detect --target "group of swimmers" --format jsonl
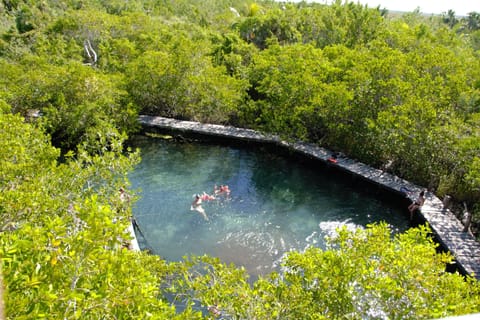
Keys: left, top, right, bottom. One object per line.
{"left": 190, "top": 184, "right": 231, "bottom": 220}
{"left": 191, "top": 180, "right": 427, "bottom": 222}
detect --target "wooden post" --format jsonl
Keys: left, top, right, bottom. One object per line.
{"left": 442, "top": 195, "right": 451, "bottom": 210}
{"left": 0, "top": 265, "right": 5, "bottom": 320}
{"left": 462, "top": 202, "right": 472, "bottom": 233}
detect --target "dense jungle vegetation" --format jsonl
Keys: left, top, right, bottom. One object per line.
{"left": 1, "top": 0, "right": 480, "bottom": 318}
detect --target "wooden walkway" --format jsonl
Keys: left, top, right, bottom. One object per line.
{"left": 128, "top": 222, "right": 140, "bottom": 251}
{"left": 139, "top": 115, "right": 480, "bottom": 279}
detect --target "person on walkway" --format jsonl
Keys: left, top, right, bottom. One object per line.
{"left": 327, "top": 152, "right": 338, "bottom": 164}
{"left": 191, "top": 194, "right": 208, "bottom": 221}
{"left": 408, "top": 190, "right": 426, "bottom": 220}
{"left": 119, "top": 187, "right": 131, "bottom": 203}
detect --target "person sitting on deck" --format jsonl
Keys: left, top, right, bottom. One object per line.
{"left": 408, "top": 190, "right": 426, "bottom": 220}
{"left": 327, "top": 153, "right": 338, "bottom": 164}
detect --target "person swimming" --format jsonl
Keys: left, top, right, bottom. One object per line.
{"left": 214, "top": 184, "right": 230, "bottom": 196}
{"left": 191, "top": 194, "right": 208, "bottom": 220}
{"left": 200, "top": 192, "right": 215, "bottom": 201}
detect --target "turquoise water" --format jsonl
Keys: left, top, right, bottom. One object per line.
{"left": 129, "top": 135, "right": 410, "bottom": 276}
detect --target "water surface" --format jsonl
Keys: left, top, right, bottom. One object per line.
{"left": 129, "top": 135, "right": 410, "bottom": 276}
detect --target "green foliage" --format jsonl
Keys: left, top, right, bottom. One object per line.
{"left": 0, "top": 105, "right": 59, "bottom": 193}
{"left": 171, "top": 224, "right": 480, "bottom": 319}
{"left": 245, "top": 43, "right": 352, "bottom": 141}
{"left": 0, "top": 56, "right": 138, "bottom": 151}
{"left": 125, "top": 31, "right": 249, "bottom": 124}
{"left": 125, "top": 48, "right": 191, "bottom": 118}
{"left": 0, "top": 107, "right": 199, "bottom": 319}
{"left": 1, "top": 0, "right": 480, "bottom": 318}
{"left": 210, "top": 32, "right": 257, "bottom": 77}
{"left": 236, "top": 8, "right": 302, "bottom": 49}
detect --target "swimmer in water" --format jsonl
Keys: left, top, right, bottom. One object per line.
{"left": 191, "top": 194, "right": 208, "bottom": 220}
{"left": 200, "top": 192, "right": 215, "bottom": 201}
{"left": 214, "top": 184, "right": 231, "bottom": 196}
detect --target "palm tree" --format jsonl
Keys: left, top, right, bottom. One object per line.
{"left": 442, "top": 9, "right": 458, "bottom": 28}
{"left": 466, "top": 11, "right": 480, "bottom": 31}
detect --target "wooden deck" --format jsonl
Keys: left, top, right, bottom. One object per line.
{"left": 138, "top": 115, "right": 480, "bottom": 279}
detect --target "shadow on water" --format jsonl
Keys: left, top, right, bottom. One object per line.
{"left": 127, "top": 134, "right": 411, "bottom": 278}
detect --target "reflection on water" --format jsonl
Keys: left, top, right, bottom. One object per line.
{"left": 128, "top": 135, "right": 410, "bottom": 276}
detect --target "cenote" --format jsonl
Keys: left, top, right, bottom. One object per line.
{"left": 129, "top": 134, "right": 411, "bottom": 277}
